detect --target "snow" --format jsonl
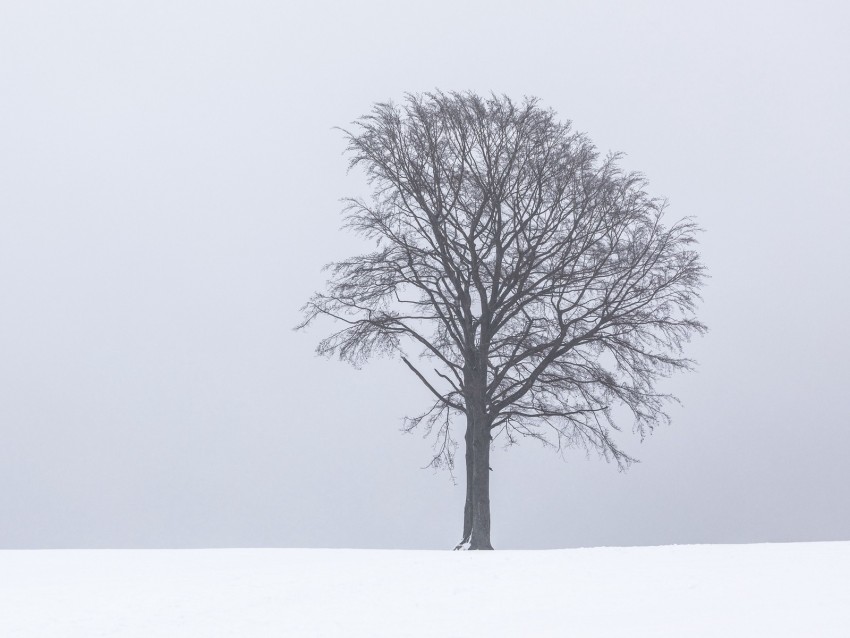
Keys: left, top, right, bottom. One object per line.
{"left": 1, "top": 542, "right": 848, "bottom": 637}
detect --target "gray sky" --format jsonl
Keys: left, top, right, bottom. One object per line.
{"left": 1, "top": 0, "right": 848, "bottom": 549}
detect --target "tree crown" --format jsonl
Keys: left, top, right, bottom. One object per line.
{"left": 299, "top": 91, "right": 706, "bottom": 469}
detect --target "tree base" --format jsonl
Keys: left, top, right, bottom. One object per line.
{"left": 453, "top": 534, "right": 493, "bottom": 551}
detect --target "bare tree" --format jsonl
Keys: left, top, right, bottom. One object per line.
{"left": 298, "top": 92, "right": 706, "bottom": 550}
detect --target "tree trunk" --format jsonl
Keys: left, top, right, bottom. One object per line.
{"left": 462, "top": 414, "right": 473, "bottom": 542}
{"left": 467, "top": 357, "right": 493, "bottom": 550}
{"left": 454, "top": 408, "right": 476, "bottom": 550}
{"left": 458, "top": 346, "right": 493, "bottom": 550}
{"left": 468, "top": 416, "right": 493, "bottom": 549}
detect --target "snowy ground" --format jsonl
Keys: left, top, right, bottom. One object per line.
{"left": 1, "top": 542, "right": 848, "bottom": 637}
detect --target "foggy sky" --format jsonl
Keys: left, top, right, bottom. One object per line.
{"left": 1, "top": 0, "right": 848, "bottom": 549}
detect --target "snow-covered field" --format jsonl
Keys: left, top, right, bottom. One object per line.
{"left": 1, "top": 542, "right": 847, "bottom": 637}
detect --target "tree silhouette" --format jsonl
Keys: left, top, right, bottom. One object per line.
{"left": 299, "top": 92, "right": 706, "bottom": 549}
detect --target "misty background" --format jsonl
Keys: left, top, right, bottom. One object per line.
{"left": 1, "top": 0, "right": 848, "bottom": 549}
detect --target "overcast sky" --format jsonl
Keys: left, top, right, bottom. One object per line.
{"left": 1, "top": 0, "right": 848, "bottom": 550}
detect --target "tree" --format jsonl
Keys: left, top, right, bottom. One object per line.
{"left": 298, "top": 92, "right": 706, "bottom": 550}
